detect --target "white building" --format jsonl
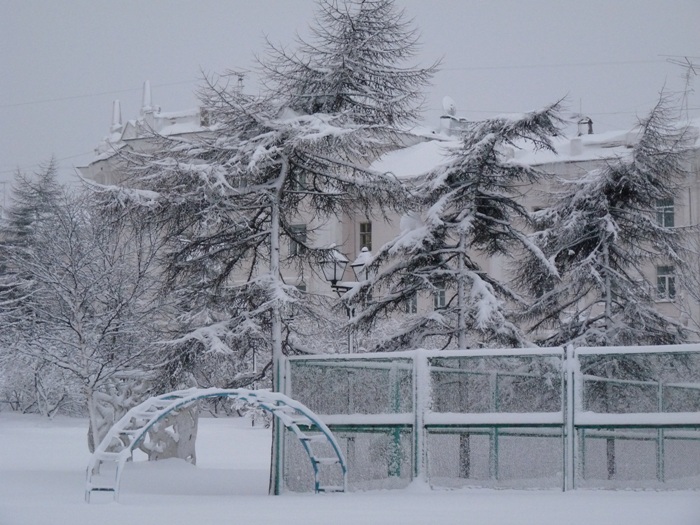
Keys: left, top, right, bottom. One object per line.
{"left": 78, "top": 85, "right": 700, "bottom": 340}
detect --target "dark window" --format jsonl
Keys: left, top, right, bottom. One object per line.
{"left": 359, "top": 222, "right": 372, "bottom": 251}
{"left": 290, "top": 224, "right": 307, "bottom": 256}
{"left": 405, "top": 294, "right": 418, "bottom": 314}
{"left": 433, "top": 283, "right": 446, "bottom": 310}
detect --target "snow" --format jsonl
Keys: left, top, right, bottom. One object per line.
{"left": 320, "top": 413, "right": 414, "bottom": 426}
{"left": 370, "top": 118, "right": 700, "bottom": 182}
{"left": 2, "top": 413, "right": 700, "bottom": 525}
{"left": 576, "top": 343, "right": 700, "bottom": 355}
{"left": 158, "top": 122, "right": 206, "bottom": 136}
{"left": 576, "top": 411, "right": 700, "bottom": 427}
{"left": 286, "top": 347, "right": 562, "bottom": 361}
{"left": 424, "top": 411, "right": 564, "bottom": 426}
{"left": 370, "top": 139, "right": 456, "bottom": 179}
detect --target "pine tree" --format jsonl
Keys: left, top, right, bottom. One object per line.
{"left": 3, "top": 158, "right": 62, "bottom": 248}
{"left": 348, "top": 103, "right": 563, "bottom": 351}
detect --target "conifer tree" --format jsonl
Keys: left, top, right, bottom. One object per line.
{"left": 262, "top": 0, "right": 439, "bottom": 129}
{"left": 348, "top": 103, "right": 563, "bottom": 351}
{"left": 516, "top": 96, "right": 692, "bottom": 349}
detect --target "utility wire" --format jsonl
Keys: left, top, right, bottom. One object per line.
{"left": 1, "top": 59, "right": 670, "bottom": 109}
{"left": 438, "top": 59, "right": 665, "bottom": 72}
{"left": 0, "top": 80, "right": 197, "bottom": 109}
{"left": 0, "top": 152, "right": 94, "bottom": 176}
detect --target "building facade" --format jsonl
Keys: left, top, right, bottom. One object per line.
{"left": 78, "top": 85, "right": 700, "bottom": 344}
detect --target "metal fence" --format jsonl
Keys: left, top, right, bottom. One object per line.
{"left": 278, "top": 344, "right": 700, "bottom": 491}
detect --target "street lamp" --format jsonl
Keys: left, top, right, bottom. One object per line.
{"left": 350, "top": 246, "right": 372, "bottom": 282}
{"left": 320, "top": 247, "right": 350, "bottom": 292}
{"left": 320, "top": 246, "right": 373, "bottom": 353}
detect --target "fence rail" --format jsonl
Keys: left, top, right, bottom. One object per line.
{"left": 280, "top": 345, "right": 700, "bottom": 491}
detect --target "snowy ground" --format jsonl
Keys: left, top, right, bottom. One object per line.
{"left": 1, "top": 413, "right": 699, "bottom": 525}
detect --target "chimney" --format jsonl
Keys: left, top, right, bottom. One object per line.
{"left": 110, "top": 100, "right": 123, "bottom": 134}
{"left": 141, "top": 80, "right": 154, "bottom": 115}
{"left": 577, "top": 116, "right": 593, "bottom": 136}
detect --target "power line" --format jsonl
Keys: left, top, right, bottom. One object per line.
{"left": 1, "top": 59, "right": 669, "bottom": 110}
{"left": 0, "top": 151, "right": 94, "bottom": 176}
{"left": 0, "top": 80, "right": 197, "bottom": 109}
{"left": 438, "top": 59, "right": 665, "bottom": 73}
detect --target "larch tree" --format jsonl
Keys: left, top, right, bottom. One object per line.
{"left": 100, "top": 0, "right": 436, "bottom": 388}
{"left": 348, "top": 103, "right": 564, "bottom": 351}
{"left": 261, "top": 0, "right": 439, "bottom": 130}
{"left": 516, "top": 96, "right": 693, "bottom": 349}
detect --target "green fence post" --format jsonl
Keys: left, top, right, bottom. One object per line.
{"left": 657, "top": 381, "right": 665, "bottom": 483}
{"left": 389, "top": 362, "right": 402, "bottom": 477}
{"left": 565, "top": 345, "right": 577, "bottom": 491}
{"left": 489, "top": 371, "right": 499, "bottom": 481}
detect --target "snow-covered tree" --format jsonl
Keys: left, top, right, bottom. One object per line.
{"left": 0, "top": 161, "right": 76, "bottom": 416}
{"left": 262, "top": 0, "right": 439, "bottom": 129}
{"left": 349, "top": 103, "right": 563, "bottom": 351}
{"left": 101, "top": 78, "right": 406, "bottom": 388}
{"left": 99, "top": 0, "right": 438, "bottom": 385}
{"left": 516, "top": 96, "right": 693, "bottom": 348}
{"left": 0, "top": 186, "right": 169, "bottom": 449}
{"left": 2, "top": 158, "right": 62, "bottom": 248}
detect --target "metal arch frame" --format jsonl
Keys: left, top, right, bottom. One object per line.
{"left": 85, "top": 387, "right": 347, "bottom": 502}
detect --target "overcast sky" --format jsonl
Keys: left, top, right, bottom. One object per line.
{"left": 1, "top": 0, "right": 698, "bottom": 191}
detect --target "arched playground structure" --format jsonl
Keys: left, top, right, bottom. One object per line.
{"left": 85, "top": 388, "right": 347, "bottom": 502}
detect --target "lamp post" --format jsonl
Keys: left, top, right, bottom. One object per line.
{"left": 320, "top": 247, "right": 350, "bottom": 292}
{"left": 350, "top": 246, "right": 372, "bottom": 282}
{"left": 320, "top": 246, "right": 373, "bottom": 353}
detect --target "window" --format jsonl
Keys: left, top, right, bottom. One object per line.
{"left": 657, "top": 265, "right": 676, "bottom": 300}
{"left": 433, "top": 283, "right": 446, "bottom": 310}
{"left": 292, "top": 172, "right": 307, "bottom": 191}
{"left": 405, "top": 294, "right": 417, "bottom": 314}
{"left": 289, "top": 224, "right": 307, "bottom": 256}
{"left": 656, "top": 199, "right": 674, "bottom": 228}
{"left": 359, "top": 221, "right": 372, "bottom": 251}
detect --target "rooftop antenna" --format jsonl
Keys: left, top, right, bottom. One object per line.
{"left": 663, "top": 55, "right": 698, "bottom": 121}
{"left": 223, "top": 70, "right": 247, "bottom": 93}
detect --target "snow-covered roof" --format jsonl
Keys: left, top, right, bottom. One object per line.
{"left": 370, "top": 139, "right": 457, "bottom": 179}
{"left": 158, "top": 121, "right": 206, "bottom": 137}
{"left": 370, "top": 118, "right": 700, "bottom": 179}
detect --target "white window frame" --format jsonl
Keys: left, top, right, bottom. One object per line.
{"left": 656, "top": 199, "right": 674, "bottom": 228}
{"left": 657, "top": 265, "right": 676, "bottom": 300}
